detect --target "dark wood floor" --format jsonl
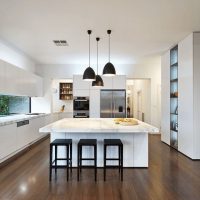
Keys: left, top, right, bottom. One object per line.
{"left": 0, "top": 135, "right": 200, "bottom": 200}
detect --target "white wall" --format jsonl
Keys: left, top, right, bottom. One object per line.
{"left": 0, "top": 39, "right": 36, "bottom": 73}
{"left": 36, "top": 61, "right": 161, "bottom": 128}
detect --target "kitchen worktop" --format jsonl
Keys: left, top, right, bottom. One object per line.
{"left": 40, "top": 118, "right": 159, "bottom": 133}
{"left": 0, "top": 113, "right": 51, "bottom": 127}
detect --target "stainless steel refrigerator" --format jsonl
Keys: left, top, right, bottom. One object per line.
{"left": 100, "top": 90, "right": 126, "bottom": 118}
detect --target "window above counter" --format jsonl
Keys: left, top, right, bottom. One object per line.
{"left": 0, "top": 95, "right": 30, "bottom": 116}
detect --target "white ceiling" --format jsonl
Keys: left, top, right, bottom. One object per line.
{"left": 0, "top": 0, "right": 200, "bottom": 65}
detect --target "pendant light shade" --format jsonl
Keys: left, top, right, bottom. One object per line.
{"left": 92, "top": 75, "right": 104, "bottom": 87}
{"left": 103, "top": 62, "right": 116, "bottom": 76}
{"left": 103, "top": 30, "right": 116, "bottom": 76}
{"left": 83, "top": 67, "right": 96, "bottom": 81}
{"left": 83, "top": 30, "right": 96, "bottom": 81}
{"left": 92, "top": 37, "right": 104, "bottom": 87}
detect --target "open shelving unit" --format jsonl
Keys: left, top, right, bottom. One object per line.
{"left": 170, "top": 45, "right": 178, "bottom": 149}
{"left": 59, "top": 82, "right": 73, "bottom": 100}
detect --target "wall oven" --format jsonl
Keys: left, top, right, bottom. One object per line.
{"left": 73, "top": 97, "right": 89, "bottom": 118}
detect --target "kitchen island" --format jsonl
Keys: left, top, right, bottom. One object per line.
{"left": 39, "top": 118, "right": 159, "bottom": 167}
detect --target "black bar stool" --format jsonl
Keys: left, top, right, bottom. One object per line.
{"left": 49, "top": 139, "right": 72, "bottom": 181}
{"left": 104, "top": 139, "right": 123, "bottom": 181}
{"left": 77, "top": 139, "right": 97, "bottom": 181}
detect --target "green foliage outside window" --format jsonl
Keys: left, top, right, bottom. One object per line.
{"left": 0, "top": 95, "right": 9, "bottom": 115}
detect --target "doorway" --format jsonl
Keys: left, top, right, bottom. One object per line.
{"left": 126, "top": 79, "right": 151, "bottom": 123}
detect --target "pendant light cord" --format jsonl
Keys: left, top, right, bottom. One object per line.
{"left": 97, "top": 38, "right": 99, "bottom": 74}
{"left": 109, "top": 33, "right": 110, "bottom": 62}
{"left": 89, "top": 33, "right": 90, "bottom": 67}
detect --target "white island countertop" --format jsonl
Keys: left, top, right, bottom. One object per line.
{"left": 39, "top": 118, "right": 159, "bottom": 133}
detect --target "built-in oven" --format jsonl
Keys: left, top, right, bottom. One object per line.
{"left": 73, "top": 97, "right": 89, "bottom": 118}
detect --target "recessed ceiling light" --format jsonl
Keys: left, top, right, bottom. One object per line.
{"left": 53, "top": 40, "right": 68, "bottom": 46}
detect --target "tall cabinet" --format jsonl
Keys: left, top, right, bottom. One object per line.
{"left": 161, "top": 32, "right": 200, "bottom": 159}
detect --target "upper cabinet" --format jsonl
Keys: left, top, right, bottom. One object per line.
{"left": 73, "top": 75, "right": 90, "bottom": 90}
{"left": 0, "top": 60, "right": 43, "bottom": 97}
{"left": 73, "top": 75, "right": 126, "bottom": 91}
{"left": 0, "top": 60, "right": 6, "bottom": 92}
{"left": 101, "top": 76, "right": 113, "bottom": 89}
{"left": 112, "top": 75, "right": 126, "bottom": 89}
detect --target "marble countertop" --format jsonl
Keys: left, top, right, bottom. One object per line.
{"left": 0, "top": 113, "right": 51, "bottom": 127}
{"left": 39, "top": 118, "right": 159, "bottom": 133}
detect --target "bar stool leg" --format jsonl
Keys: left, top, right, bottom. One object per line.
{"left": 66, "top": 145, "right": 69, "bottom": 181}
{"left": 121, "top": 145, "right": 123, "bottom": 181}
{"left": 119, "top": 145, "right": 121, "bottom": 173}
{"left": 49, "top": 144, "right": 53, "bottom": 181}
{"left": 80, "top": 145, "right": 82, "bottom": 173}
{"left": 94, "top": 145, "right": 97, "bottom": 181}
{"left": 77, "top": 145, "right": 79, "bottom": 181}
{"left": 70, "top": 143, "right": 72, "bottom": 173}
{"left": 55, "top": 145, "right": 57, "bottom": 176}
{"left": 104, "top": 145, "right": 106, "bottom": 181}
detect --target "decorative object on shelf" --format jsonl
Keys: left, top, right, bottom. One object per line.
{"left": 60, "top": 105, "right": 65, "bottom": 112}
{"left": 175, "top": 122, "right": 178, "bottom": 131}
{"left": 175, "top": 106, "right": 178, "bottom": 114}
{"left": 174, "top": 91, "right": 178, "bottom": 97}
{"left": 170, "top": 92, "right": 178, "bottom": 98}
{"left": 92, "top": 37, "right": 104, "bottom": 87}
{"left": 127, "top": 106, "right": 130, "bottom": 118}
{"left": 103, "top": 30, "right": 116, "bottom": 76}
{"left": 83, "top": 30, "right": 96, "bottom": 81}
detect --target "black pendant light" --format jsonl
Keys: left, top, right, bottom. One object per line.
{"left": 83, "top": 30, "right": 96, "bottom": 81}
{"left": 92, "top": 37, "right": 104, "bottom": 87}
{"left": 103, "top": 30, "right": 116, "bottom": 76}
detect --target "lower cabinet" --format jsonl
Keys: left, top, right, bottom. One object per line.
{"left": 0, "top": 124, "right": 17, "bottom": 160}
{"left": 0, "top": 115, "right": 51, "bottom": 162}
{"left": 16, "top": 122, "right": 32, "bottom": 150}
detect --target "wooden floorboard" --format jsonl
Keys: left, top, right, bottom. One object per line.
{"left": 0, "top": 135, "right": 200, "bottom": 200}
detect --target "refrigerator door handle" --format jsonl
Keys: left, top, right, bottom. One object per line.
{"left": 110, "top": 100, "right": 112, "bottom": 118}
{"left": 113, "top": 101, "right": 115, "bottom": 118}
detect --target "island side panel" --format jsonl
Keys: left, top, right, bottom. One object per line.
{"left": 50, "top": 131, "right": 148, "bottom": 167}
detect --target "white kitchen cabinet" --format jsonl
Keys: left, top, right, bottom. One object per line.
{"left": 178, "top": 33, "right": 200, "bottom": 159}
{"left": 29, "top": 117, "right": 45, "bottom": 139}
{"left": 0, "top": 60, "right": 5, "bottom": 93}
{"left": 18, "top": 68, "right": 43, "bottom": 97}
{"left": 0, "top": 59, "right": 43, "bottom": 97}
{"left": 161, "top": 32, "right": 200, "bottom": 159}
{"left": 161, "top": 51, "right": 170, "bottom": 145}
{"left": 73, "top": 75, "right": 90, "bottom": 90}
{"left": 0, "top": 124, "right": 17, "bottom": 160}
{"left": 101, "top": 76, "right": 113, "bottom": 89}
{"left": 178, "top": 34, "right": 194, "bottom": 158}
{"left": 0, "top": 115, "right": 51, "bottom": 163}
{"left": 5, "top": 62, "right": 20, "bottom": 95}
{"left": 16, "top": 121, "right": 32, "bottom": 149}
{"left": 73, "top": 89, "right": 90, "bottom": 97}
{"left": 90, "top": 90, "right": 100, "bottom": 118}
{"left": 112, "top": 75, "right": 126, "bottom": 89}
{"left": 58, "top": 112, "right": 73, "bottom": 119}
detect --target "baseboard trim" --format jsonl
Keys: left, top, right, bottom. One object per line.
{"left": 161, "top": 140, "right": 200, "bottom": 161}
{"left": 0, "top": 134, "right": 50, "bottom": 169}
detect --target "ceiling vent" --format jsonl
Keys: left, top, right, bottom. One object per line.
{"left": 53, "top": 40, "right": 68, "bottom": 46}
